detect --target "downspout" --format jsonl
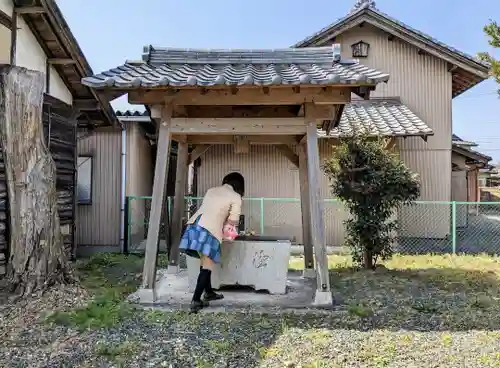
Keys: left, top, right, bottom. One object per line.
{"left": 119, "top": 126, "right": 127, "bottom": 253}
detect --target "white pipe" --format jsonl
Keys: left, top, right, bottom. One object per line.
{"left": 119, "top": 127, "right": 127, "bottom": 253}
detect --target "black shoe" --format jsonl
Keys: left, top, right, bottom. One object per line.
{"left": 189, "top": 300, "right": 209, "bottom": 314}
{"left": 203, "top": 292, "right": 224, "bottom": 302}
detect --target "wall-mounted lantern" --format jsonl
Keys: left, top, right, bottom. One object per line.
{"left": 351, "top": 40, "right": 370, "bottom": 58}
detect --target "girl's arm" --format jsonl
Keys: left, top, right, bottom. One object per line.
{"left": 227, "top": 196, "right": 242, "bottom": 226}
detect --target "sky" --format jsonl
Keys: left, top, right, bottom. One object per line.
{"left": 56, "top": 0, "right": 500, "bottom": 160}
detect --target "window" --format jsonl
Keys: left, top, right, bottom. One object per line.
{"left": 77, "top": 156, "right": 93, "bottom": 204}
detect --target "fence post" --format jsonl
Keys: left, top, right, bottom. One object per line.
{"left": 451, "top": 201, "right": 457, "bottom": 254}
{"left": 260, "top": 197, "right": 264, "bottom": 235}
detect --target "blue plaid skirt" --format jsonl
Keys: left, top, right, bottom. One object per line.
{"left": 179, "top": 215, "right": 221, "bottom": 263}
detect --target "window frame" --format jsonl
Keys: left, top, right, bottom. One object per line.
{"left": 77, "top": 155, "right": 93, "bottom": 205}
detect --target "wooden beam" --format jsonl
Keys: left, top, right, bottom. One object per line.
{"left": 170, "top": 117, "right": 308, "bottom": 135}
{"left": 173, "top": 105, "right": 305, "bottom": 119}
{"left": 323, "top": 104, "right": 345, "bottom": 135}
{"left": 304, "top": 103, "right": 332, "bottom": 305}
{"left": 14, "top": 6, "right": 45, "bottom": 14}
{"left": 234, "top": 136, "right": 250, "bottom": 154}
{"left": 183, "top": 134, "right": 301, "bottom": 145}
{"left": 73, "top": 99, "right": 100, "bottom": 110}
{"left": 142, "top": 105, "right": 173, "bottom": 291}
{"left": 188, "top": 144, "right": 211, "bottom": 165}
{"left": 168, "top": 140, "right": 189, "bottom": 269}
{"left": 129, "top": 87, "right": 350, "bottom": 106}
{"left": 298, "top": 143, "right": 313, "bottom": 273}
{"left": 47, "top": 58, "right": 77, "bottom": 65}
{"left": 9, "top": 9, "right": 17, "bottom": 65}
{"left": 274, "top": 144, "right": 299, "bottom": 167}
{"left": 384, "top": 137, "right": 397, "bottom": 151}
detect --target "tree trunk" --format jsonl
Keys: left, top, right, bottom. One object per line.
{"left": 363, "top": 248, "right": 373, "bottom": 269}
{"left": 0, "top": 65, "right": 74, "bottom": 296}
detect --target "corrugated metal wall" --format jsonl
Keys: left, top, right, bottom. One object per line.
{"left": 77, "top": 128, "right": 122, "bottom": 246}
{"left": 196, "top": 141, "right": 349, "bottom": 246}
{"left": 126, "top": 124, "right": 153, "bottom": 239}
{"left": 335, "top": 25, "right": 453, "bottom": 238}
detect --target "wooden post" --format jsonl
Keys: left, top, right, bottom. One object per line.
{"left": 298, "top": 142, "right": 314, "bottom": 277}
{"left": 304, "top": 103, "right": 333, "bottom": 305}
{"left": 142, "top": 105, "right": 172, "bottom": 291}
{"left": 168, "top": 139, "right": 189, "bottom": 272}
{"left": 9, "top": 10, "right": 17, "bottom": 65}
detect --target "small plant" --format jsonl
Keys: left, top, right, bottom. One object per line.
{"left": 95, "top": 340, "right": 139, "bottom": 362}
{"left": 347, "top": 303, "right": 373, "bottom": 318}
{"left": 323, "top": 135, "right": 420, "bottom": 269}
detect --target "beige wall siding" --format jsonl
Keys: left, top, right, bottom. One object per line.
{"left": 334, "top": 25, "right": 452, "bottom": 237}
{"left": 77, "top": 129, "right": 122, "bottom": 246}
{"left": 0, "top": 0, "right": 72, "bottom": 105}
{"left": 126, "top": 124, "right": 153, "bottom": 238}
{"left": 196, "top": 142, "right": 349, "bottom": 246}
{"left": 0, "top": 18, "right": 10, "bottom": 64}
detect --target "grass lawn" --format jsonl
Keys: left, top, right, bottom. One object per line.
{"left": 1, "top": 253, "right": 500, "bottom": 367}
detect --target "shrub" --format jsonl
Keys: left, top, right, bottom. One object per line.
{"left": 323, "top": 135, "right": 420, "bottom": 269}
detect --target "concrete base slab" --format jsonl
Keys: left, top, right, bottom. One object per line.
{"left": 166, "top": 265, "right": 180, "bottom": 274}
{"left": 302, "top": 268, "right": 316, "bottom": 279}
{"left": 312, "top": 290, "right": 334, "bottom": 307}
{"left": 130, "top": 287, "right": 157, "bottom": 304}
{"left": 131, "top": 269, "right": 335, "bottom": 312}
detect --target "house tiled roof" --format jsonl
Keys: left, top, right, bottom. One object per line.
{"left": 81, "top": 46, "right": 390, "bottom": 88}
{"left": 452, "top": 134, "right": 477, "bottom": 147}
{"left": 293, "top": 2, "right": 489, "bottom": 69}
{"left": 322, "top": 98, "right": 433, "bottom": 138}
{"left": 114, "top": 99, "right": 432, "bottom": 139}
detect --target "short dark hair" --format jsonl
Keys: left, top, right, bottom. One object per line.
{"left": 222, "top": 172, "right": 244, "bottom": 196}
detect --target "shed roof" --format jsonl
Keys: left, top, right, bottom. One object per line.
{"left": 325, "top": 98, "right": 432, "bottom": 138}
{"left": 81, "top": 46, "right": 389, "bottom": 89}
{"left": 452, "top": 144, "right": 491, "bottom": 164}
{"left": 292, "top": 2, "right": 490, "bottom": 97}
{"left": 13, "top": 0, "right": 118, "bottom": 127}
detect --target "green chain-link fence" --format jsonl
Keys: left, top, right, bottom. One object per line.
{"left": 125, "top": 197, "right": 500, "bottom": 256}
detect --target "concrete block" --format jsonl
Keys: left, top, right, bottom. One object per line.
{"left": 187, "top": 240, "right": 292, "bottom": 294}
{"left": 129, "top": 288, "right": 157, "bottom": 304}
{"left": 313, "top": 290, "right": 334, "bottom": 306}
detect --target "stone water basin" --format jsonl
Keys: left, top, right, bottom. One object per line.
{"left": 186, "top": 238, "right": 292, "bottom": 294}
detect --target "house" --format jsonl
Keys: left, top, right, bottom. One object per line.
{"left": 451, "top": 134, "right": 491, "bottom": 202}
{"left": 190, "top": 0, "right": 490, "bottom": 244}
{"left": 451, "top": 134, "right": 491, "bottom": 227}
{"left": 0, "top": 0, "right": 117, "bottom": 276}
{"left": 479, "top": 165, "right": 499, "bottom": 188}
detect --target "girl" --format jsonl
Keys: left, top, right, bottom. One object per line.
{"left": 179, "top": 172, "right": 244, "bottom": 313}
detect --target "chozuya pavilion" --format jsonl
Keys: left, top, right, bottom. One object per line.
{"left": 82, "top": 44, "right": 390, "bottom": 306}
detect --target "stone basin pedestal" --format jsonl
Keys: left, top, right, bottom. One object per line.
{"left": 186, "top": 238, "right": 292, "bottom": 295}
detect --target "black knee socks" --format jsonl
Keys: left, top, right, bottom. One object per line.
{"left": 200, "top": 266, "right": 214, "bottom": 294}
{"left": 193, "top": 268, "right": 211, "bottom": 302}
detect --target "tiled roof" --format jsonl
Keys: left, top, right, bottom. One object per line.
{"left": 115, "top": 110, "right": 149, "bottom": 117}
{"left": 81, "top": 46, "right": 390, "bottom": 88}
{"left": 452, "top": 144, "right": 491, "bottom": 163}
{"left": 322, "top": 98, "right": 433, "bottom": 138}
{"left": 292, "top": 2, "right": 489, "bottom": 71}
{"left": 452, "top": 134, "right": 477, "bottom": 147}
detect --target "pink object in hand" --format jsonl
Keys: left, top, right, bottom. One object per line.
{"left": 223, "top": 224, "right": 238, "bottom": 241}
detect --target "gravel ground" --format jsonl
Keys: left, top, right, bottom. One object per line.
{"left": 0, "top": 253, "right": 500, "bottom": 367}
